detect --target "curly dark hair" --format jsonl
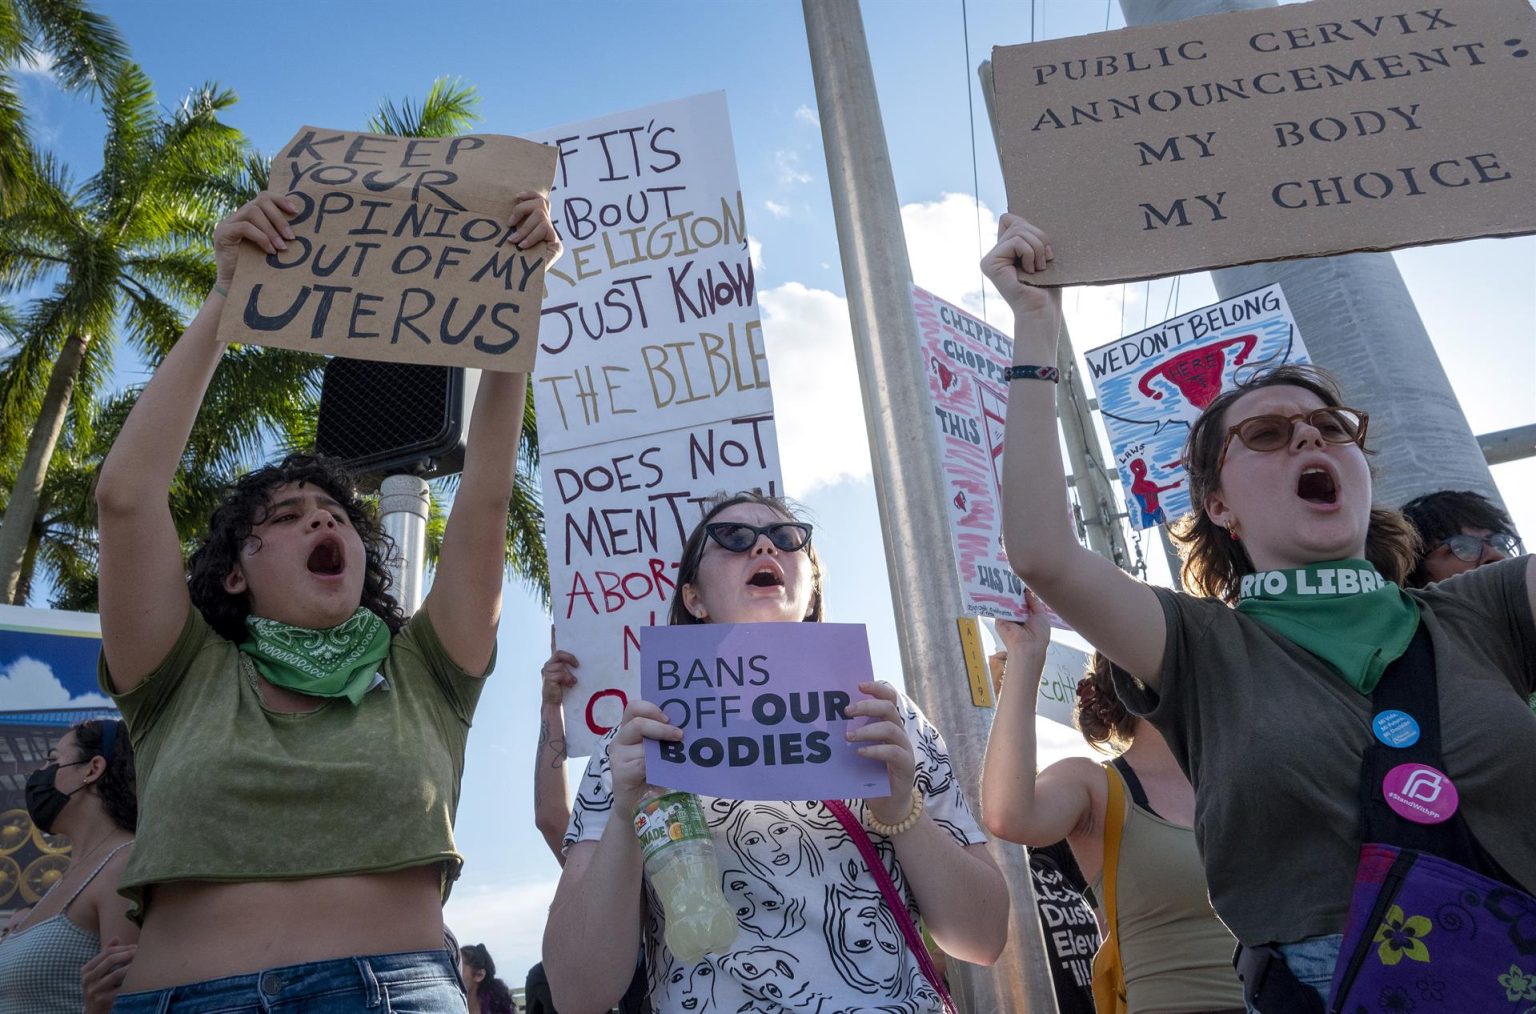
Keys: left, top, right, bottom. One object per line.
{"left": 186, "top": 453, "right": 405, "bottom": 642}
{"left": 1399, "top": 490, "right": 1517, "bottom": 588}
{"left": 1168, "top": 363, "right": 1420, "bottom": 603}
{"left": 71, "top": 719, "right": 136, "bottom": 832}
{"left": 1074, "top": 652, "right": 1137, "bottom": 751}
{"left": 460, "top": 943, "right": 516, "bottom": 1014}
{"left": 667, "top": 491, "right": 825, "bottom": 626}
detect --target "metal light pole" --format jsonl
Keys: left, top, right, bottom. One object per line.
{"left": 379, "top": 473, "right": 429, "bottom": 615}
{"left": 803, "top": 2, "right": 1059, "bottom": 1010}
{"left": 1119, "top": 0, "right": 1509, "bottom": 514}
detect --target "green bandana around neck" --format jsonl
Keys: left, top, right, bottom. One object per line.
{"left": 240, "top": 607, "right": 390, "bottom": 705}
{"left": 1234, "top": 559, "right": 1420, "bottom": 694}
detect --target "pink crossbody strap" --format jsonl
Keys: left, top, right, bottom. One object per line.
{"left": 822, "top": 799, "right": 957, "bottom": 1014}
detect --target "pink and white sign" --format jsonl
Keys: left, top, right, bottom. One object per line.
{"left": 640, "top": 623, "right": 891, "bottom": 801}
{"left": 913, "top": 286, "right": 1027, "bottom": 621}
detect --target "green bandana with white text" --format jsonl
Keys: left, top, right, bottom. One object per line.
{"left": 240, "top": 607, "right": 390, "bottom": 706}
{"left": 1235, "top": 559, "right": 1420, "bottom": 694}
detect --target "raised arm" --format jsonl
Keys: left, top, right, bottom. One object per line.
{"left": 96, "top": 193, "right": 297, "bottom": 688}
{"left": 544, "top": 700, "right": 683, "bottom": 1011}
{"left": 983, "top": 215, "right": 1167, "bottom": 684}
{"left": 421, "top": 191, "right": 559, "bottom": 673}
{"left": 980, "top": 604, "right": 1098, "bottom": 851}
{"left": 535, "top": 641, "right": 577, "bottom": 863}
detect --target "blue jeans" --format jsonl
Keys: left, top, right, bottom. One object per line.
{"left": 1245, "top": 934, "right": 1343, "bottom": 1014}
{"left": 110, "top": 949, "right": 466, "bottom": 1013}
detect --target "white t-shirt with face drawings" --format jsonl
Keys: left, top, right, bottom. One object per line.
{"left": 565, "top": 690, "right": 987, "bottom": 1014}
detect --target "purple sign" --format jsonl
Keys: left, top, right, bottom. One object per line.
{"left": 640, "top": 623, "right": 892, "bottom": 801}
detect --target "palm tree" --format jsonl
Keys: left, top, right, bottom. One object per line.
{"left": 0, "top": 64, "right": 245, "bottom": 602}
{"left": 0, "top": 0, "right": 126, "bottom": 208}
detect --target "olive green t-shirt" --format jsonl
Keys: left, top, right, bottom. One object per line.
{"left": 99, "top": 605, "right": 488, "bottom": 919}
{"left": 1114, "top": 557, "right": 1536, "bottom": 947}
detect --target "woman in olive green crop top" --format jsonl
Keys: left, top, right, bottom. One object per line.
{"left": 94, "top": 187, "right": 561, "bottom": 1011}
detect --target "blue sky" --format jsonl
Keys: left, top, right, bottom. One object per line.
{"left": 12, "top": 0, "right": 1534, "bottom": 982}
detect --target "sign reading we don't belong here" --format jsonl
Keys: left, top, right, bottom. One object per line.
{"left": 219, "top": 126, "right": 558, "bottom": 372}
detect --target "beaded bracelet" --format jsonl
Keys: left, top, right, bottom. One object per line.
{"left": 1005, "top": 364, "right": 1060, "bottom": 383}
{"left": 865, "top": 787, "right": 924, "bottom": 837}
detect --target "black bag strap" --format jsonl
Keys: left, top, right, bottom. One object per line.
{"left": 1361, "top": 623, "right": 1517, "bottom": 886}
{"left": 1110, "top": 755, "right": 1161, "bottom": 820}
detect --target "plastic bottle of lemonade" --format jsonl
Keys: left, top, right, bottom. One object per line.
{"left": 632, "top": 787, "right": 738, "bottom": 963}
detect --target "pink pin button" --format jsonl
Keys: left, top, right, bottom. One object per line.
{"left": 1382, "top": 763, "right": 1459, "bottom": 825}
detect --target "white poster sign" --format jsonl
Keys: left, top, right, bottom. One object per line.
{"left": 530, "top": 93, "right": 782, "bottom": 757}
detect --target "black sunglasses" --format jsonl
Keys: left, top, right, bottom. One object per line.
{"left": 704, "top": 521, "right": 813, "bottom": 553}
{"left": 1437, "top": 532, "right": 1523, "bottom": 563}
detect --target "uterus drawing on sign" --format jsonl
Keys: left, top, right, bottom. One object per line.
{"left": 1136, "top": 332, "right": 1259, "bottom": 419}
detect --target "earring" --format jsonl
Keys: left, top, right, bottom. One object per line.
{"left": 1225, "top": 520, "right": 1240, "bottom": 542}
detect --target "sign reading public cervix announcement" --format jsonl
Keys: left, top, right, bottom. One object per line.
{"left": 913, "top": 287, "right": 1028, "bottom": 622}
{"left": 219, "top": 126, "right": 558, "bottom": 371}
{"left": 640, "top": 623, "right": 891, "bottom": 801}
{"left": 528, "top": 93, "right": 782, "bottom": 758}
{"left": 992, "top": 0, "right": 1536, "bottom": 286}
{"left": 1085, "top": 283, "right": 1310, "bottom": 529}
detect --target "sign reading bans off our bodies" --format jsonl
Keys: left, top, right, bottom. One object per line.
{"left": 992, "top": 0, "right": 1536, "bottom": 286}
{"left": 641, "top": 623, "right": 891, "bottom": 802}
{"left": 219, "top": 126, "right": 558, "bottom": 371}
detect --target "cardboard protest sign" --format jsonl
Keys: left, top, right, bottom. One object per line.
{"left": 640, "top": 623, "right": 891, "bottom": 801}
{"left": 1084, "top": 283, "right": 1309, "bottom": 528}
{"left": 914, "top": 287, "right": 1028, "bottom": 620}
{"left": 529, "top": 94, "right": 782, "bottom": 758}
{"left": 992, "top": 0, "right": 1536, "bottom": 286}
{"left": 219, "top": 127, "right": 557, "bottom": 371}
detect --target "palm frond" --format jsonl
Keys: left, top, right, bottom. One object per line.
{"left": 15, "top": 0, "right": 126, "bottom": 95}
{"left": 367, "top": 77, "right": 481, "bottom": 139}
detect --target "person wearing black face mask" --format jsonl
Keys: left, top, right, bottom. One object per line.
{"left": 0, "top": 718, "right": 138, "bottom": 1014}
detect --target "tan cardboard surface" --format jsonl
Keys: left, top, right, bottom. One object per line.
{"left": 218, "top": 126, "right": 558, "bottom": 371}
{"left": 993, "top": 0, "right": 1536, "bottom": 286}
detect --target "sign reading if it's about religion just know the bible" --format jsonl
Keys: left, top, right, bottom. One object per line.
{"left": 641, "top": 623, "right": 891, "bottom": 802}
{"left": 219, "top": 126, "right": 558, "bottom": 372}
{"left": 992, "top": 0, "right": 1536, "bottom": 286}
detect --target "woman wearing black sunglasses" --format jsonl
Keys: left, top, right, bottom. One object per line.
{"left": 543, "top": 492, "right": 1008, "bottom": 1013}
{"left": 983, "top": 214, "right": 1536, "bottom": 1007}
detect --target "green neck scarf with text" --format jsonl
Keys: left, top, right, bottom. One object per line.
{"left": 240, "top": 607, "right": 390, "bottom": 705}
{"left": 1235, "top": 559, "right": 1419, "bottom": 694}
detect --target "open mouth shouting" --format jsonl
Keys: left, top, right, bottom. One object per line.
{"left": 747, "top": 562, "right": 785, "bottom": 590}
{"left": 306, "top": 535, "right": 347, "bottom": 578}
{"left": 1296, "top": 465, "right": 1339, "bottom": 507}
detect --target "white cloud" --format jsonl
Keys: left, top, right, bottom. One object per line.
{"left": 0, "top": 657, "right": 114, "bottom": 709}
{"left": 757, "top": 192, "right": 1148, "bottom": 496}
{"left": 899, "top": 192, "right": 1136, "bottom": 352}
{"left": 793, "top": 104, "right": 820, "bottom": 127}
{"left": 759, "top": 282, "right": 871, "bottom": 495}
{"left": 12, "top": 52, "right": 57, "bottom": 81}
{"left": 443, "top": 878, "right": 559, "bottom": 976}
{"left": 763, "top": 200, "right": 791, "bottom": 220}
{"left": 774, "top": 149, "right": 812, "bottom": 186}
{"left": 747, "top": 235, "right": 764, "bottom": 273}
